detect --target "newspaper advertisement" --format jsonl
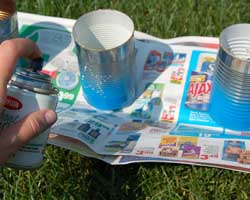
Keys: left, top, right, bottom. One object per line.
{"left": 17, "top": 12, "right": 250, "bottom": 173}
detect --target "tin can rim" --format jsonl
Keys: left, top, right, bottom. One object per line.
{"left": 219, "top": 23, "right": 250, "bottom": 63}
{"left": 15, "top": 69, "right": 51, "bottom": 82}
{"left": 10, "top": 80, "right": 59, "bottom": 95}
{"left": 72, "top": 9, "right": 134, "bottom": 52}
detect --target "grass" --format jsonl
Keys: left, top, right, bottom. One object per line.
{"left": 1, "top": 0, "right": 250, "bottom": 199}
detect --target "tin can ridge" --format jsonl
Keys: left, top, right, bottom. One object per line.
{"left": 209, "top": 23, "right": 250, "bottom": 131}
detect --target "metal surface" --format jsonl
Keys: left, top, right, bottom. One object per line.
{"left": 11, "top": 69, "right": 58, "bottom": 94}
{"left": 4, "top": 67, "right": 58, "bottom": 169}
{"left": 73, "top": 9, "right": 136, "bottom": 110}
{"left": 209, "top": 24, "right": 250, "bottom": 131}
{"left": 218, "top": 24, "right": 250, "bottom": 74}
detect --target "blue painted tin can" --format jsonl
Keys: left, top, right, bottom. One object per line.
{"left": 73, "top": 9, "right": 136, "bottom": 110}
{"left": 209, "top": 24, "right": 250, "bottom": 131}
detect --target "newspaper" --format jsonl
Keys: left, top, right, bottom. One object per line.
{"left": 17, "top": 12, "right": 250, "bottom": 173}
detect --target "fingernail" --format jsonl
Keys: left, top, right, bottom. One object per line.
{"left": 45, "top": 110, "right": 57, "bottom": 125}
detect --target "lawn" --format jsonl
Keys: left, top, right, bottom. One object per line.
{"left": 1, "top": 0, "right": 250, "bottom": 199}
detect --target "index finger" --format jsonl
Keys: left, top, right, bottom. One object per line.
{"left": 0, "top": 38, "right": 41, "bottom": 107}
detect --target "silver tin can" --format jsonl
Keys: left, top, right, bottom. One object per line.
{"left": 209, "top": 24, "right": 250, "bottom": 131}
{"left": 0, "top": 1, "right": 18, "bottom": 42}
{"left": 72, "top": 9, "right": 136, "bottom": 110}
{"left": 1, "top": 68, "right": 58, "bottom": 169}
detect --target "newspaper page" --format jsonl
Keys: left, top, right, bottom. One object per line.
{"left": 17, "top": 12, "right": 250, "bottom": 173}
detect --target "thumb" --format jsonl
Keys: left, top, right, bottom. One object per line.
{"left": 0, "top": 109, "right": 57, "bottom": 164}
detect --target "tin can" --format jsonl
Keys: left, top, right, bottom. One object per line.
{"left": 72, "top": 9, "right": 136, "bottom": 110}
{"left": 0, "top": 0, "right": 19, "bottom": 42}
{"left": 1, "top": 68, "right": 58, "bottom": 169}
{"left": 209, "top": 24, "right": 250, "bottom": 130}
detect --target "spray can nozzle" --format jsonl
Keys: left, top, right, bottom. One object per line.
{"left": 30, "top": 57, "right": 44, "bottom": 72}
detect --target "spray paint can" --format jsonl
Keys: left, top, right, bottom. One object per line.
{"left": 1, "top": 59, "right": 58, "bottom": 169}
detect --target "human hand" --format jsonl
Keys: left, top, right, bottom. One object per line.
{"left": 0, "top": 38, "right": 57, "bottom": 164}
